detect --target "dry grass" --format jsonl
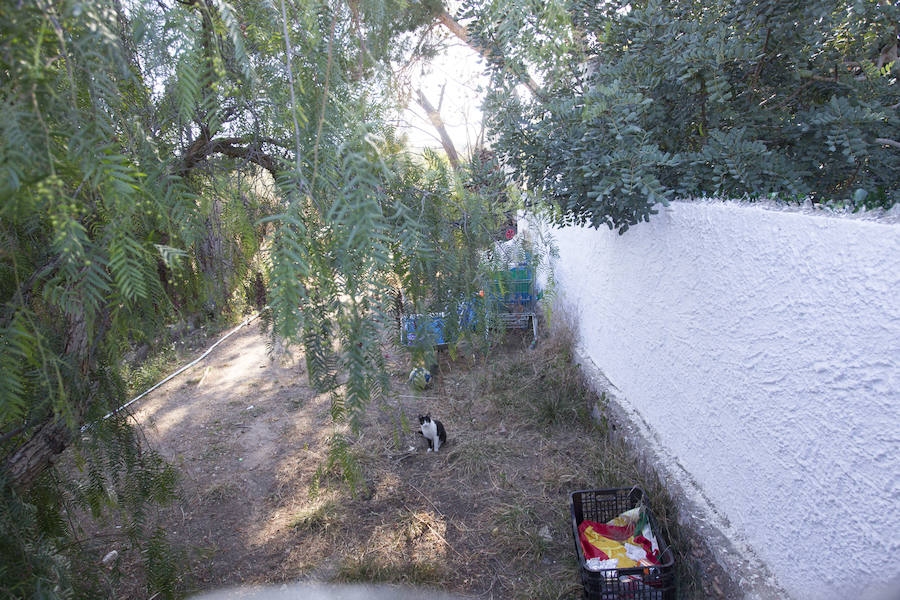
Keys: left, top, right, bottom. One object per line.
{"left": 303, "top": 324, "right": 703, "bottom": 598}
{"left": 333, "top": 508, "right": 449, "bottom": 585}
{"left": 289, "top": 499, "right": 340, "bottom": 532}
{"left": 335, "top": 556, "right": 445, "bottom": 586}
{"left": 445, "top": 435, "right": 512, "bottom": 478}
{"left": 162, "top": 322, "right": 702, "bottom": 598}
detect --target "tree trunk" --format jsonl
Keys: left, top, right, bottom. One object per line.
{"left": 253, "top": 270, "right": 267, "bottom": 310}
{"left": 4, "top": 420, "right": 70, "bottom": 492}
{"left": 4, "top": 307, "right": 94, "bottom": 491}
{"left": 416, "top": 89, "right": 460, "bottom": 169}
{"left": 197, "top": 196, "right": 233, "bottom": 311}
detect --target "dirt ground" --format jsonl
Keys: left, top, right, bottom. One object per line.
{"left": 126, "top": 321, "right": 685, "bottom": 599}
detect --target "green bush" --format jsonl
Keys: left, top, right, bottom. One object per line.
{"left": 465, "top": 0, "right": 900, "bottom": 231}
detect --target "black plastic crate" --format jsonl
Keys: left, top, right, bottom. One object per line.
{"left": 569, "top": 488, "right": 676, "bottom": 600}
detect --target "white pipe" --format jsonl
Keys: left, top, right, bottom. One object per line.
{"left": 82, "top": 311, "right": 262, "bottom": 432}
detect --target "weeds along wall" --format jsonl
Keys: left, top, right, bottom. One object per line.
{"left": 522, "top": 200, "right": 900, "bottom": 600}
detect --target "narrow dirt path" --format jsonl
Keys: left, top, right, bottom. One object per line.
{"left": 133, "top": 323, "right": 322, "bottom": 586}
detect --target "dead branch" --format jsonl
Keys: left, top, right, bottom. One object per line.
{"left": 415, "top": 88, "right": 460, "bottom": 169}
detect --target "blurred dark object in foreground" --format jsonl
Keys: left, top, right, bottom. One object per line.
{"left": 191, "top": 583, "right": 469, "bottom": 600}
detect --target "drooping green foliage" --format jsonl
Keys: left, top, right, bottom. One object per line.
{"left": 0, "top": 0, "right": 452, "bottom": 596}
{"left": 385, "top": 148, "right": 526, "bottom": 365}
{"left": 462, "top": 0, "right": 900, "bottom": 232}
{"left": 0, "top": 416, "right": 180, "bottom": 599}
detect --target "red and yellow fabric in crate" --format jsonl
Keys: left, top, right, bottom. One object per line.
{"left": 578, "top": 506, "right": 662, "bottom": 572}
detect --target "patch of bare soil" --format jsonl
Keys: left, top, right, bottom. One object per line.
{"left": 129, "top": 323, "right": 692, "bottom": 599}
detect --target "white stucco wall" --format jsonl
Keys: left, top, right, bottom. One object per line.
{"left": 526, "top": 201, "right": 900, "bottom": 600}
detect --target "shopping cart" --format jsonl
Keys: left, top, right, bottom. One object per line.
{"left": 483, "top": 263, "right": 538, "bottom": 342}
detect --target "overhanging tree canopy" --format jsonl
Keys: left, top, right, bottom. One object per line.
{"left": 0, "top": 1, "right": 498, "bottom": 596}
{"left": 0, "top": 0, "right": 443, "bottom": 488}
{"left": 463, "top": 0, "right": 900, "bottom": 232}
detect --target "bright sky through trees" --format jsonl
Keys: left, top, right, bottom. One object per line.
{"left": 394, "top": 13, "right": 489, "bottom": 156}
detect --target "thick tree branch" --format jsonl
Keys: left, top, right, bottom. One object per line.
{"left": 3, "top": 419, "right": 70, "bottom": 492}
{"left": 177, "top": 135, "right": 285, "bottom": 177}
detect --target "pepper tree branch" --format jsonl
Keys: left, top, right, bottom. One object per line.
{"left": 177, "top": 135, "right": 287, "bottom": 177}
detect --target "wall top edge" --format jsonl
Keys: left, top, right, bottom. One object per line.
{"left": 667, "top": 197, "right": 900, "bottom": 225}
{"left": 522, "top": 198, "right": 900, "bottom": 226}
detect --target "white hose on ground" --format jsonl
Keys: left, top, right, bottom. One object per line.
{"left": 81, "top": 311, "right": 263, "bottom": 433}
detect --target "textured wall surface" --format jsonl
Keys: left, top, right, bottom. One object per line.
{"left": 535, "top": 201, "right": 900, "bottom": 600}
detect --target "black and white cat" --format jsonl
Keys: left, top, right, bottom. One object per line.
{"left": 418, "top": 414, "right": 447, "bottom": 452}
